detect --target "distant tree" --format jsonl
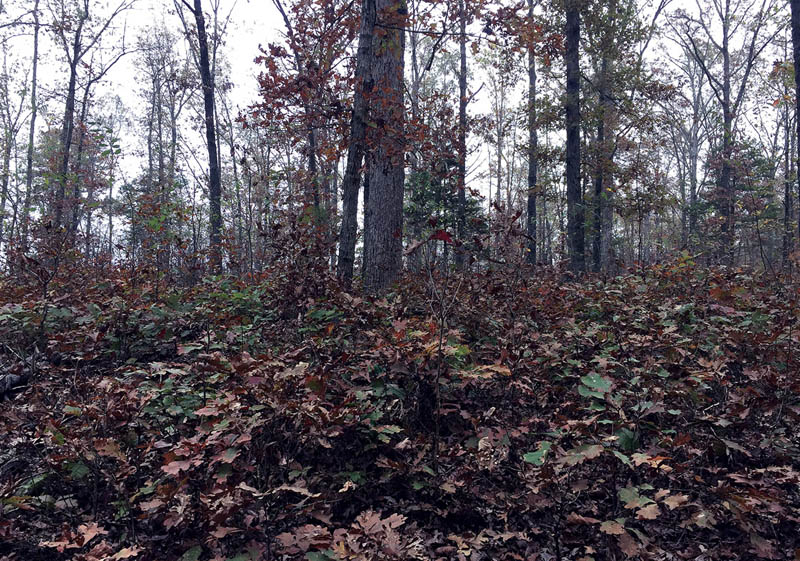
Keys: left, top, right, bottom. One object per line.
{"left": 175, "top": 0, "right": 223, "bottom": 273}
{"left": 675, "top": 0, "right": 785, "bottom": 264}
{"left": 47, "top": 0, "right": 134, "bottom": 232}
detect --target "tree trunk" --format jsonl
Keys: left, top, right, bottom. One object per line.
{"left": 455, "top": 0, "right": 468, "bottom": 268}
{"left": 55, "top": 34, "right": 83, "bottom": 232}
{"left": 337, "top": 0, "right": 376, "bottom": 285}
{"left": 792, "top": 0, "right": 800, "bottom": 242}
{"left": 565, "top": 0, "right": 584, "bottom": 272}
{"left": 526, "top": 0, "right": 537, "bottom": 266}
{"left": 192, "top": 0, "right": 223, "bottom": 273}
{"left": 20, "top": 0, "right": 39, "bottom": 251}
{"left": 362, "top": 0, "right": 406, "bottom": 293}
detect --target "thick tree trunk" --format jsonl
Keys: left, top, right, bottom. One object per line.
{"left": 565, "top": 0, "right": 584, "bottom": 272}
{"left": 526, "top": 0, "right": 537, "bottom": 266}
{"left": 362, "top": 0, "right": 406, "bottom": 293}
{"left": 337, "top": 0, "right": 376, "bottom": 285}
{"left": 192, "top": 0, "right": 223, "bottom": 273}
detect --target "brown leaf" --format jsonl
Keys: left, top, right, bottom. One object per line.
{"left": 600, "top": 520, "right": 626, "bottom": 535}
{"left": 78, "top": 522, "right": 107, "bottom": 545}
{"left": 112, "top": 546, "right": 143, "bottom": 559}
{"left": 663, "top": 493, "right": 689, "bottom": 510}
{"left": 567, "top": 512, "right": 601, "bottom": 525}
{"left": 617, "top": 532, "right": 640, "bottom": 557}
{"left": 636, "top": 504, "right": 660, "bottom": 520}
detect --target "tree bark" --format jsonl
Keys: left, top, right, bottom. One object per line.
{"left": 526, "top": 0, "right": 537, "bottom": 265}
{"left": 337, "top": 0, "right": 376, "bottom": 285}
{"left": 362, "top": 0, "right": 406, "bottom": 293}
{"left": 455, "top": 0, "right": 468, "bottom": 268}
{"left": 792, "top": 0, "right": 800, "bottom": 242}
{"left": 192, "top": 0, "right": 223, "bottom": 273}
{"left": 565, "top": 0, "right": 584, "bottom": 272}
{"left": 55, "top": 22, "right": 85, "bottom": 232}
{"left": 20, "top": 0, "right": 40, "bottom": 251}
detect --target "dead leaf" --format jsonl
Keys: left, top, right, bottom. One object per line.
{"left": 663, "top": 493, "right": 689, "bottom": 510}
{"left": 636, "top": 504, "right": 660, "bottom": 520}
{"left": 600, "top": 520, "right": 626, "bottom": 535}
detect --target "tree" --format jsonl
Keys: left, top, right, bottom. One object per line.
{"left": 565, "top": 0, "right": 584, "bottom": 272}
{"left": 337, "top": 0, "right": 376, "bottom": 285}
{"left": 677, "top": 0, "right": 784, "bottom": 264}
{"left": 48, "top": 0, "right": 134, "bottom": 232}
{"left": 20, "top": 0, "right": 40, "bottom": 251}
{"left": 362, "top": 0, "right": 406, "bottom": 293}
{"left": 793, "top": 0, "right": 800, "bottom": 241}
{"left": 455, "top": 0, "right": 469, "bottom": 268}
{"left": 176, "top": 0, "right": 223, "bottom": 273}
{"left": 526, "top": 0, "right": 538, "bottom": 265}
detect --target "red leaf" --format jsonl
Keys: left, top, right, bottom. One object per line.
{"left": 430, "top": 230, "right": 454, "bottom": 244}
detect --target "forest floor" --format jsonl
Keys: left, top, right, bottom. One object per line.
{"left": 1, "top": 257, "right": 800, "bottom": 561}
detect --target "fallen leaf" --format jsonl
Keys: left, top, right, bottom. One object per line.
{"left": 636, "top": 504, "right": 660, "bottom": 520}
{"left": 663, "top": 493, "right": 689, "bottom": 510}
{"left": 600, "top": 520, "right": 626, "bottom": 535}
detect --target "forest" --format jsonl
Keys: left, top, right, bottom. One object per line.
{"left": 0, "top": 0, "right": 799, "bottom": 559}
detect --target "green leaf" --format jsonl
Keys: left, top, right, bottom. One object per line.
{"left": 616, "top": 428, "right": 640, "bottom": 452}
{"left": 578, "top": 385, "right": 605, "bottom": 399}
{"left": 580, "top": 373, "right": 611, "bottom": 393}
{"left": 180, "top": 545, "right": 203, "bottom": 561}
{"left": 523, "top": 441, "right": 552, "bottom": 466}
{"left": 63, "top": 405, "right": 82, "bottom": 416}
{"left": 613, "top": 451, "right": 632, "bottom": 467}
{"left": 67, "top": 461, "right": 90, "bottom": 480}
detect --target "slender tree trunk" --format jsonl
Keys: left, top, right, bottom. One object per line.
{"left": 192, "top": 0, "right": 223, "bottom": 272}
{"left": 20, "top": 0, "right": 39, "bottom": 250}
{"left": 792, "top": 0, "right": 800, "bottom": 242}
{"left": 784, "top": 99, "right": 793, "bottom": 266}
{"left": 337, "top": 0, "right": 377, "bottom": 284}
{"left": 565, "top": 0, "right": 584, "bottom": 272}
{"left": 526, "top": 0, "right": 537, "bottom": 266}
{"left": 455, "top": 0, "right": 468, "bottom": 268}
{"left": 55, "top": 47, "right": 82, "bottom": 231}
{"left": 362, "top": 0, "right": 406, "bottom": 293}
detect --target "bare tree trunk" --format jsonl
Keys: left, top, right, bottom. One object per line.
{"left": 55, "top": 42, "right": 83, "bottom": 231}
{"left": 526, "top": 0, "right": 537, "bottom": 266}
{"left": 362, "top": 0, "right": 406, "bottom": 293}
{"left": 455, "top": 0, "right": 468, "bottom": 268}
{"left": 20, "top": 0, "right": 40, "bottom": 251}
{"left": 793, "top": 0, "right": 800, "bottom": 243}
{"left": 784, "top": 96, "right": 794, "bottom": 266}
{"left": 190, "top": 0, "right": 223, "bottom": 273}
{"left": 337, "top": 0, "right": 376, "bottom": 285}
{"left": 565, "top": 0, "right": 584, "bottom": 272}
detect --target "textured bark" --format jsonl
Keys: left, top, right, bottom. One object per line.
{"left": 191, "top": 0, "right": 223, "bottom": 273}
{"left": 565, "top": 0, "right": 584, "bottom": 272}
{"left": 337, "top": 0, "right": 376, "bottom": 285}
{"left": 455, "top": 0, "right": 467, "bottom": 268}
{"left": 793, "top": 0, "right": 800, "bottom": 241}
{"left": 783, "top": 94, "right": 793, "bottom": 265}
{"left": 362, "top": 0, "right": 406, "bottom": 293}
{"left": 526, "top": 0, "right": 537, "bottom": 265}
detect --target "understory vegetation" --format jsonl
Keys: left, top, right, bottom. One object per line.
{"left": 2, "top": 258, "right": 799, "bottom": 560}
